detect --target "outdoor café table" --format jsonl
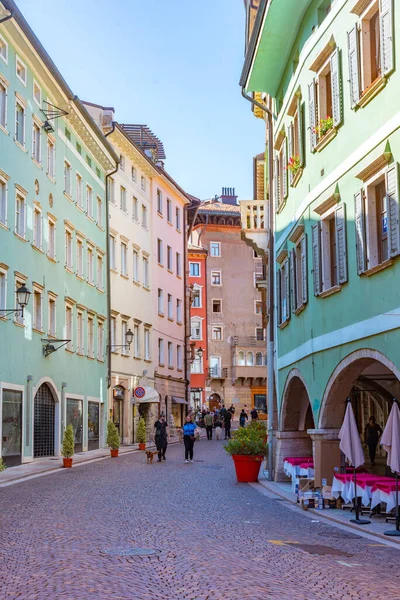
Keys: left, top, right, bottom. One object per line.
{"left": 371, "top": 481, "right": 399, "bottom": 513}
{"left": 356, "top": 476, "right": 393, "bottom": 507}
{"left": 299, "top": 461, "right": 315, "bottom": 478}
{"left": 283, "top": 457, "right": 313, "bottom": 479}
{"left": 331, "top": 473, "right": 386, "bottom": 504}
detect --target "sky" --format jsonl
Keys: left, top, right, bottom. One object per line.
{"left": 16, "top": 0, "right": 264, "bottom": 201}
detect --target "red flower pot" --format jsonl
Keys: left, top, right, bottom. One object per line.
{"left": 138, "top": 443, "right": 146, "bottom": 450}
{"left": 63, "top": 457, "right": 73, "bottom": 468}
{"left": 232, "top": 454, "right": 263, "bottom": 482}
{"left": 110, "top": 449, "right": 119, "bottom": 458}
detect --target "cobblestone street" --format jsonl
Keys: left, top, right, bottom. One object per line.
{"left": 1, "top": 440, "right": 399, "bottom": 600}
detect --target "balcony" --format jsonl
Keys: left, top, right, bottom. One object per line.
{"left": 231, "top": 336, "right": 265, "bottom": 347}
{"left": 208, "top": 367, "right": 228, "bottom": 379}
{"left": 240, "top": 200, "right": 269, "bottom": 255}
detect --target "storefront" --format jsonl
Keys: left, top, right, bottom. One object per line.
{"left": 251, "top": 386, "right": 267, "bottom": 420}
{"left": 189, "top": 388, "right": 203, "bottom": 412}
{"left": 88, "top": 401, "right": 100, "bottom": 450}
{"left": 66, "top": 398, "right": 83, "bottom": 453}
{"left": 137, "top": 387, "right": 160, "bottom": 442}
{"left": 112, "top": 386, "right": 125, "bottom": 442}
{"left": 1, "top": 388, "right": 23, "bottom": 467}
{"left": 171, "top": 396, "right": 186, "bottom": 428}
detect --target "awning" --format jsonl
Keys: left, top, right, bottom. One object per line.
{"left": 138, "top": 387, "right": 160, "bottom": 404}
{"left": 172, "top": 396, "right": 187, "bottom": 405}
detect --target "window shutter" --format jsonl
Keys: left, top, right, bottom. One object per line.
{"left": 289, "top": 249, "right": 297, "bottom": 313}
{"left": 386, "top": 163, "right": 400, "bottom": 257}
{"left": 288, "top": 124, "right": 294, "bottom": 185}
{"left": 276, "top": 268, "right": 282, "bottom": 325}
{"left": 380, "top": 0, "right": 394, "bottom": 75}
{"left": 283, "top": 138, "right": 288, "bottom": 200}
{"left": 284, "top": 259, "right": 290, "bottom": 321}
{"left": 311, "top": 223, "right": 322, "bottom": 296}
{"left": 354, "top": 190, "right": 367, "bottom": 274}
{"left": 330, "top": 48, "right": 342, "bottom": 127}
{"left": 335, "top": 204, "right": 348, "bottom": 284}
{"left": 297, "top": 100, "right": 304, "bottom": 167}
{"left": 300, "top": 235, "right": 308, "bottom": 305}
{"left": 274, "top": 157, "right": 279, "bottom": 207}
{"left": 347, "top": 26, "right": 360, "bottom": 107}
{"left": 308, "top": 81, "right": 317, "bottom": 151}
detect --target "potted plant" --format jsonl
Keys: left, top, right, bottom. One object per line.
{"left": 286, "top": 154, "right": 301, "bottom": 176}
{"left": 136, "top": 417, "right": 147, "bottom": 450}
{"left": 225, "top": 421, "right": 268, "bottom": 483}
{"left": 106, "top": 420, "right": 120, "bottom": 457}
{"left": 0, "top": 457, "right": 6, "bottom": 472}
{"left": 313, "top": 116, "right": 334, "bottom": 138}
{"left": 61, "top": 424, "right": 75, "bottom": 468}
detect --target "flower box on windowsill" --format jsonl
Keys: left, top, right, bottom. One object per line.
{"left": 291, "top": 167, "right": 303, "bottom": 188}
{"left": 315, "top": 127, "right": 337, "bottom": 152}
{"left": 356, "top": 76, "right": 387, "bottom": 109}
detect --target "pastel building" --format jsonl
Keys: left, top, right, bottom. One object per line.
{"left": 0, "top": 1, "right": 118, "bottom": 465}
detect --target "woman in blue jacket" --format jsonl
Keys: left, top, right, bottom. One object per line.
{"left": 183, "top": 415, "right": 197, "bottom": 463}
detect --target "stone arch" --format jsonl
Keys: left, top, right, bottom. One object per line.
{"left": 280, "top": 368, "right": 314, "bottom": 431}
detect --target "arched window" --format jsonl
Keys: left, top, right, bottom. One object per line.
{"left": 256, "top": 352, "right": 263, "bottom": 366}
{"left": 237, "top": 351, "right": 245, "bottom": 366}
{"left": 246, "top": 352, "right": 254, "bottom": 366}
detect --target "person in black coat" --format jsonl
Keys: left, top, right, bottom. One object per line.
{"left": 154, "top": 416, "right": 168, "bottom": 462}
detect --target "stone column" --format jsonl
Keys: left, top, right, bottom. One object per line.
{"left": 274, "top": 430, "right": 313, "bottom": 481}
{"left": 307, "top": 429, "right": 341, "bottom": 487}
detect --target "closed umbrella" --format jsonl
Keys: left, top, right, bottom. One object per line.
{"left": 381, "top": 399, "right": 400, "bottom": 536}
{"left": 338, "top": 399, "right": 370, "bottom": 525}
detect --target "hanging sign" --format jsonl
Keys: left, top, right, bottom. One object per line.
{"left": 134, "top": 386, "right": 146, "bottom": 399}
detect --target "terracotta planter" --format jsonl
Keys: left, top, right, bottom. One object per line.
{"left": 232, "top": 454, "right": 263, "bottom": 483}
{"left": 110, "top": 448, "right": 119, "bottom": 458}
{"left": 63, "top": 457, "right": 73, "bottom": 468}
{"left": 138, "top": 442, "right": 146, "bottom": 450}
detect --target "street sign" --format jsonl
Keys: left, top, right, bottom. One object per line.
{"left": 134, "top": 386, "right": 146, "bottom": 399}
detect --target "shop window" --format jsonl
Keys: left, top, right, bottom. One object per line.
{"left": 88, "top": 401, "right": 100, "bottom": 450}
{"left": 312, "top": 204, "right": 347, "bottom": 294}
{"left": 290, "top": 235, "right": 308, "bottom": 313}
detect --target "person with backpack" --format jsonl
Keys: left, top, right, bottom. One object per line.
{"left": 239, "top": 409, "right": 248, "bottom": 428}
{"left": 250, "top": 407, "right": 259, "bottom": 421}
{"left": 153, "top": 416, "right": 168, "bottom": 462}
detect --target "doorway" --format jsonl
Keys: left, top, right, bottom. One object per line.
{"left": 66, "top": 398, "right": 83, "bottom": 453}
{"left": 2, "top": 389, "right": 22, "bottom": 466}
{"left": 113, "top": 386, "right": 125, "bottom": 442}
{"left": 34, "top": 383, "right": 55, "bottom": 458}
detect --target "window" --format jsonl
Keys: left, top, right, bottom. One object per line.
{"left": 141, "top": 204, "right": 147, "bottom": 228}
{"left": 256, "top": 328, "right": 264, "bottom": 341}
{"left": 141, "top": 175, "right": 146, "bottom": 191}
{"left": 167, "top": 245, "right": 173, "bottom": 271}
{"left": 120, "top": 186, "right": 127, "bottom": 212}
{"left": 176, "top": 206, "right": 181, "bottom": 230}
{"left": 133, "top": 249, "right": 139, "bottom": 282}
{"left": 64, "top": 161, "right": 72, "bottom": 197}
{"left": 189, "top": 262, "right": 200, "bottom": 277}
{"left": 0, "top": 80, "right": 7, "bottom": 128}
{"left": 132, "top": 196, "right": 138, "bottom": 220}
{"left": 212, "top": 299, "right": 222, "bottom": 313}
{"left": 76, "top": 237, "right": 84, "bottom": 278}
{"left": 65, "top": 304, "right": 73, "bottom": 351}
{"left": 88, "top": 315, "right": 94, "bottom": 358}
{"left": 355, "top": 164, "right": 399, "bottom": 274}
{"left": 246, "top": 352, "right": 254, "bottom": 366}
{"left": 144, "top": 328, "right": 151, "bottom": 360}
{"left": 77, "top": 311, "right": 84, "bottom": 355}
{"left": 209, "top": 356, "right": 221, "bottom": 377}
{"left": 0, "top": 34, "right": 8, "bottom": 64}
{"left": 157, "top": 238, "right": 163, "bottom": 265}
{"left": 177, "top": 345, "right": 182, "bottom": 370}
{"left": 16, "top": 56, "right": 26, "bottom": 85}
{"left": 15, "top": 192, "right": 26, "bottom": 238}
{"left": 192, "top": 287, "right": 202, "bottom": 308}
{"left": 97, "top": 196, "right": 103, "bottom": 228}
{"left": 309, "top": 47, "right": 341, "bottom": 150}
{"left": 176, "top": 252, "right": 182, "bottom": 277}
{"left": 33, "top": 206, "right": 42, "bottom": 249}
{"left": 176, "top": 299, "right": 182, "bottom": 324}
{"left": 76, "top": 174, "right": 83, "bottom": 208}
{"left": 210, "top": 242, "right": 221, "bottom": 257}
{"left": 86, "top": 155, "right": 92, "bottom": 168}
{"left": 0, "top": 175, "right": 6, "bottom": 225}
{"left": 256, "top": 352, "right": 263, "bottom": 366}
{"left": 191, "top": 319, "right": 201, "bottom": 340}
{"left": 168, "top": 342, "right": 173, "bottom": 368}
{"left": 131, "top": 166, "right": 137, "bottom": 181}
{"left": 65, "top": 228, "right": 73, "bottom": 270}
{"left": 33, "top": 288, "right": 43, "bottom": 331}
{"left": 212, "top": 326, "right": 223, "bottom": 341}
{"left": 15, "top": 100, "right": 25, "bottom": 146}
{"left": 48, "top": 217, "right": 56, "bottom": 260}
{"left": 158, "top": 288, "right": 164, "bottom": 315}
{"left": 167, "top": 198, "right": 172, "bottom": 222}
{"left": 255, "top": 301, "right": 262, "bottom": 315}
{"left": 158, "top": 338, "right": 164, "bottom": 365}
{"left": 110, "top": 316, "right": 117, "bottom": 351}
{"left": 48, "top": 294, "right": 56, "bottom": 337}
{"left": 97, "top": 254, "right": 103, "bottom": 290}
{"left": 157, "top": 189, "right": 163, "bottom": 214}
{"left": 211, "top": 271, "right": 221, "bottom": 285}
{"left": 290, "top": 236, "right": 308, "bottom": 312}
{"left": 191, "top": 354, "right": 203, "bottom": 374}
{"left": 277, "top": 259, "right": 290, "bottom": 326}
{"left": 312, "top": 205, "right": 347, "bottom": 294}
{"left": 134, "top": 323, "right": 140, "bottom": 358}
{"left": 119, "top": 154, "right": 125, "bottom": 171}
{"left": 168, "top": 294, "right": 173, "bottom": 319}
{"left": 274, "top": 137, "right": 287, "bottom": 211}
{"left": 143, "top": 256, "right": 149, "bottom": 288}
{"left": 237, "top": 351, "right": 245, "bottom": 366}
{"left": 348, "top": 0, "right": 394, "bottom": 108}
{"left": 32, "top": 121, "right": 41, "bottom": 164}
{"left": 97, "top": 320, "right": 104, "bottom": 361}
{"left": 121, "top": 320, "right": 128, "bottom": 356}
{"left": 121, "top": 242, "right": 128, "bottom": 276}
{"left": 108, "top": 177, "right": 115, "bottom": 204}
{"left": 109, "top": 235, "right": 116, "bottom": 270}
{"left": 87, "top": 245, "right": 95, "bottom": 285}
{"left": 86, "top": 185, "right": 93, "bottom": 218}
{"left": 47, "top": 139, "right": 55, "bottom": 179}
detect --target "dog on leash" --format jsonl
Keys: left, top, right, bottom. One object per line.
{"left": 145, "top": 451, "right": 158, "bottom": 464}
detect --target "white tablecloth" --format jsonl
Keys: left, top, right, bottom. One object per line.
{"left": 371, "top": 489, "right": 398, "bottom": 513}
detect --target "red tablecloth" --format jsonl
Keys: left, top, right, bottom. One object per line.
{"left": 371, "top": 481, "right": 398, "bottom": 494}
{"left": 284, "top": 457, "right": 313, "bottom": 466}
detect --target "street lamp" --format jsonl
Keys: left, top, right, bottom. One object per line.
{"left": 1, "top": 284, "right": 31, "bottom": 318}
{"left": 107, "top": 328, "right": 134, "bottom": 351}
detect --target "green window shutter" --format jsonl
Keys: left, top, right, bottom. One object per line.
{"left": 386, "top": 163, "right": 400, "bottom": 257}
{"left": 297, "top": 100, "right": 304, "bottom": 168}
{"left": 330, "top": 48, "right": 342, "bottom": 127}
{"left": 354, "top": 189, "right": 367, "bottom": 274}
{"left": 347, "top": 26, "right": 360, "bottom": 107}
{"left": 335, "top": 204, "right": 348, "bottom": 284}
{"left": 276, "top": 268, "right": 282, "bottom": 325}
{"left": 311, "top": 223, "right": 322, "bottom": 296}
{"left": 283, "top": 138, "right": 288, "bottom": 200}
{"left": 300, "top": 235, "right": 308, "bottom": 305}
{"left": 308, "top": 81, "right": 317, "bottom": 151}
{"left": 380, "top": 0, "right": 394, "bottom": 75}
{"left": 289, "top": 248, "right": 297, "bottom": 313}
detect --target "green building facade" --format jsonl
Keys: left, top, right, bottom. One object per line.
{"left": 0, "top": 1, "right": 117, "bottom": 465}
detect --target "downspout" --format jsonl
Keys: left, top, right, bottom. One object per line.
{"left": 241, "top": 88, "right": 275, "bottom": 481}
{"left": 183, "top": 204, "right": 190, "bottom": 414}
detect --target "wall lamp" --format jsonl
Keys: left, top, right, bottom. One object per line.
{"left": 107, "top": 328, "right": 134, "bottom": 351}
{"left": 0, "top": 284, "right": 31, "bottom": 318}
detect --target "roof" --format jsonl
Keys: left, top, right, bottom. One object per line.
{"left": 120, "top": 124, "right": 166, "bottom": 160}
{"left": 197, "top": 202, "right": 241, "bottom": 215}
{"left": 188, "top": 243, "right": 207, "bottom": 252}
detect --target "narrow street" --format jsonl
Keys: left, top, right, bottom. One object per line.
{"left": 1, "top": 440, "right": 399, "bottom": 600}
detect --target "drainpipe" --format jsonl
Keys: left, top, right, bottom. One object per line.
{"left": 241, "top": 88, "right": 275, "bottom": 481}
{"left": 26, "top": 375, "right": 33, "bottom": 448}
{"left": 183, "top": 204, "right": 190, "bottom": 413}
{"left": 61, "top": 381, "right": 67, "bottom": 435}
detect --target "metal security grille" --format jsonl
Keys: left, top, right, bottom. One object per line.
{"left": 34, "top": 383, "right": 55, "bottom": 458}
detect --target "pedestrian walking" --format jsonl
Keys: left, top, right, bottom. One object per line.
{"left": 239, "top": 409, "right": 248, "bottom": 427}
{"left": 204, "top": 411, "right": 214, "bottom": 440}
{"left": 220, "top": 404, "right": 227, "bottom": 418}
{"left": 183, "top": 415, "right": 197, "bottom": 463}
{"left": 250, "top": 407, "right": 259, "bottom": 421}
{"left": 214, "top": 415, "right": 223, "bottom": 440}
{"left": 154, "top": 416, "right": 168, "bottom": 462}
{"left": 364, "top": 416, "right": 383, "bottom": 466}
{"left": 224, "top": 409, "right": 232, "bottom": 440}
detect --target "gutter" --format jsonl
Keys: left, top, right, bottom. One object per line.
{"left": 239, "top": 0, "right": 268, "bottom": 90}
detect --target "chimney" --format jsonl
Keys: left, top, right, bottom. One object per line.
{"left": 220, "top": 187, "right": 238, "bottom": 206}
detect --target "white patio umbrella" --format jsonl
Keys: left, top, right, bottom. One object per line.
{"left": 381, "top": 399, "right": 400, "bottom": 536}
{"left": 338, "top": 399, "right": 370, "bottom": 525}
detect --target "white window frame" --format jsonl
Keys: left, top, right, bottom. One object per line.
{"left": 141, "top": 204, "right": 147, "bottom": 228}
{"left": 15, "top": 55, "right": 27, "bottom": 86}
{"left": 176, "top": 252, "right": 182, "bottom": 277}
{"left": 167, "top": 198, "right": 172, "bottom": 223}
{"left": 108, "top": 177, "right": 115, "bottom": 204}
{"left": 131, "top": 165, "right": 137, "bottom": 181}
{"left": 33, "top": 80, "right": 41, "bottom": 107}
{"left": 189, "top": 262, "right": 200, "bottom": 277}
{"left": 141, "top": 175, "right": 146, "bottom": 192}
{"left": 77, "top": 310, "right": 84, "bottom": 355}
{"left": 110, "top": 316, "right": 117, "bottom": 352}
{"left": 65, "top": 303, "right": 74, "bottom": 352}
{"left": 133, "top": 248, "right": 139, "bottom": 282}
{"left": 47, "top": 215, "right": 56, "bottom": 260}
{"left": 97, "top": 252, "right": 104, "bottom": 291}
{"left": 15, "top": 189, "right": 26, "bottom": 239}
{"left": 176, "top": 298, "right": 182, "bottom": 324}
{"left": 167, "top": 245, "right": 173, "bottom": 271}
{"left": 76, "top": 173, "right": 83, "bottom": 209}
{"left": 87, "top": 314, "right": 95, "bottom": 358}
{"left": 212, "top": 326, "right": 223, "bottom": 341}
{"left": 48, "top": 292, "right": 57, "bottom": 337}
{"left": 0, "top": 77, "right": 8, "bottom": 130}
{"left": 97, "top": 195, "right": 103, "bottom": 228}
{"left": 32, "top": 119, "right": 41, "bottom": 165}
{"left": 176, "top": 206, "right": 181, "bottom": 231}
{"left": 168, "top": 341, "right": 173, "bottom": 368}
{"left": 177, "top": 345, "right": 182, "bottom": 370}
{"left": 32, "top": 286, "right": 43, "bottom": 332}
{"left": 86, "top": 185, "right": 93, "bottom": 218}
{"left": 121, "top": 241, "right": 128, "bottom": 277}
{"left": 14, "top": 276, "right": 26, "bottom": 325}
{"left": 109, "top": 235, "right": 116, "bottom": 270}
{"left": 97, "top": 320, "right": 104, "bottom": 361}
{"left": 144, "top": 328, "right": 151, "bottom": 360}
{"left": 191, "top": 285, "right": 202, "bottom": 308}
{"left": 132, "top": 196, "right": 138, "bottom": 221}
{"left": 0, "top": 33, "right": 8, "bottom": 65}
{"left": 0, "top": 267, "right": 7, "bottom": 316}
{"left": 211, "top": 270, "right": 222, "bottom": 286}
{"left": 190, "top": 318, "right": 202, "bottom": 340}
{"left": 87, "top": 244, "right": 95, "bottom": 285}
{"left": 120, "top": 185, "right": 127, "bottom": 212}
{"left": 157, "top": 189, "right": 163, "bottom": 214}
{"left": 121, "top": 320, "right": 129, "bottom": 356}
{"left": 167, "top": 293, "right": 173, "bottom": 320}
{"left": 0, "top": 171, "right": 9, "bottom": 227}
{"left": 158, "top": 288, "right": 164, "bottom": 315}
{"left": 15, "top": 98, "right": 25, "bottom": 147}
{"left": 157, "top": 238, "right": 164, "bottom": 266}
{"left": 33, "top": 204, "right": 42, "bottom": 250}
{"left": 47, "top": 137, "right": 55, "bottom": 179}
{"left": 134, "top": 323, "right": 140, "bottom": 358}
{"left": 158, "top": 338, "right": 164, "bottom": 365}
{"left": 143, "top": 255, "right": 149, "bottom": 288}
{"left": 64, "top": 160, "right": 72, "bottom": 197}
{"left": 210, "top": 242, "right": 221, "bottom": 257}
